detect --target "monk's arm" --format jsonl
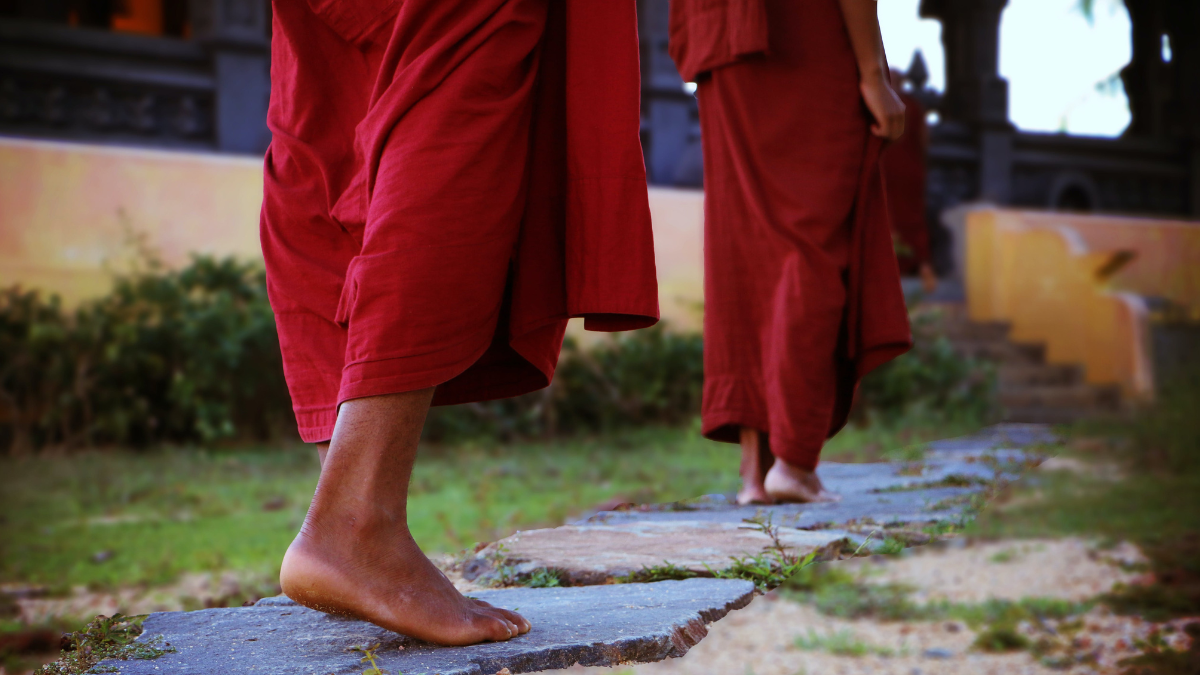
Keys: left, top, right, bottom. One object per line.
{"left": 836, "top": 0, "right": 905, "bottom": 140}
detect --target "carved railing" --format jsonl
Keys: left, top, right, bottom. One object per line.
{"left": 0, "top": 19, "right": 216, "bottom": 149}
{"left": 0, "top": 0, "right": 270, "bottom": 154}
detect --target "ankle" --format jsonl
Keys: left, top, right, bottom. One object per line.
{"left": 769, "top": 458, "right": 812, "bottom": 478}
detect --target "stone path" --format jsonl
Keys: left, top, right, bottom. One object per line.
{"left": 99, "top": 424, "right": 1052, "bottom": 675}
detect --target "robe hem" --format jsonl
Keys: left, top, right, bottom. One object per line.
{"left": 297, "top": 423, "right": 335, "bottom": 445}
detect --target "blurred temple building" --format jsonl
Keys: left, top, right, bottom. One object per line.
{"left": 2, "top": 0, "right": 1197, "bottom": 216}
{"left": 637, "top": 0, "right": 1200, "bottom": 272}
{"left": 0, "top": 0, "right": 270, "bottom": 153}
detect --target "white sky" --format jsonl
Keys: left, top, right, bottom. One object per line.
{"left": 878, "top": 0, "right": 1133, "bottom": 137}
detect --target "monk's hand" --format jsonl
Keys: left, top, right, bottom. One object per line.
{"left": 860, "top": 72, "right": 906, "bottom": 141}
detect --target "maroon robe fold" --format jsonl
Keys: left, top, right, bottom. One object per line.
{"left": 262, "top": 0, "right": 659, "bottom": 443}
{"left": 671, "top": 0, "right": 911, "bottom": 469}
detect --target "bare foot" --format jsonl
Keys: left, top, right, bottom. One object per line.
{"left": 736, "top": 427, "right": 775, "bottom": 505}
{"left": 281, "top": 390, "right": 530, "bottom": 646}
{"left": 764, "top": 459, "right": 840, "bottom": 503}
{"left": 280, "top": 515, "right": 527, "bottom": 645}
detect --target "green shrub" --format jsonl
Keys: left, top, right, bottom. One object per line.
{"left": 855, "top": 310, "right": 996, "bottom": 424}
{"left": 422, "top": 327, "right": 704, "bottom": 442}
{"left": 0, "top": 257, "right": 292, "bottom": 452}
{"left": 1, "top": 259, "right": 993, "bottom": 453}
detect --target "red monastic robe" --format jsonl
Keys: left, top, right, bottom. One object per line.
{"left": 262, "top": 0, "right": 659, "bottom": 443}
{"left": 881, "top": 91, "right": 932, "bottom": 275}
{"left": 670, "top": 0, "right": 911, "bottom": 470}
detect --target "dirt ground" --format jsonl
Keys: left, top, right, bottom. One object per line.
{"left": 545, "top": 538, "right": 1196, "bottom": 675}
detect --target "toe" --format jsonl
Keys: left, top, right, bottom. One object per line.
{"left": 495, "top": 608, "right": 531, "bottom": 634}
{"left": 476, "top": 609, "right": 518, "bottom": 642}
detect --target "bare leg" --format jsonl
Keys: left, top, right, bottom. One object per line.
{"left": 316, "top": 442, "right": 329, "bottom": 467}
{"left": 764, "top": 457, "right": 840, "bottom": 503}
{"left": 280, "top": 389, "right": 530, "bottom": 645}
{"left": 736, "top": 427, "right": 775, "bottom": 505}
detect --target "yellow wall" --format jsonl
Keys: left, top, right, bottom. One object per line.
{"left": 966, "top": 208, "right": 1200, "bottom": 398}
{"left": 0, "top": 138, "right": 707, "bottom": 330}
{"left": 0, "top": 137, "right": 264, "bottom": 307}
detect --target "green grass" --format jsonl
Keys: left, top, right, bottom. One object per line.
{"left": 0, "top": 425, "right": 733, "bottom": 590}
{"left": 1, "top": 412, "right": 967, "bottom": 592}
{"left": 792, "top": 628, "right": 896, "bottom": 657}
{"left": 782, "top": 561, "right": 1091, "bottom": 627}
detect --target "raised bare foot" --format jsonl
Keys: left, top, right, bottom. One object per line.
{"left": 280, "top": 515, "right": 529, "bottom": 646}
{"left": 764, "top": 459, "right": 840, "bottom": 503}
{"left": 282, "top": 390, "right": 530, "bottom": 647}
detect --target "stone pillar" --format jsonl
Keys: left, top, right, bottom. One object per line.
{"left": 920, "top": 0, "right": 1013, "bottom": 203}
{"left": 637, "top": 0, "right": 695, "bottom": 185}
{"left": 1164, "top": 2, "right": 1200, "bottom": 215}
{"left": 190, "top": 0, "right": 271, "bottom": 154}
{"left": 1121, "top": 0, "right": 1169, "bottom": 138}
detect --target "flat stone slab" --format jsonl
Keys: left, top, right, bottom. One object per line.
{"left": 101, "top": 579, "right": 755, "bottom": 675}
{"left": 469, "top": 521, "right": 848, "bottom": 585}
{"left": 467, "top": 424, "right": 1051, "bottom": 581}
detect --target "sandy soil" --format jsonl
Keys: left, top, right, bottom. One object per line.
{"left": 543, "top": 537, "right": 1194, "bottom": 675}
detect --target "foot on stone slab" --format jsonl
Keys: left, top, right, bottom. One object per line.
{"left": 737, "top": 427, "right": 776, "bottom": 505}
{"left": 764, "top": 460, "right": 840, "bottom": 503}
{"left": 280, "top": 517, "right": 530, "bottom": 646}
{"left": 736, "top": 485, "right": 775, "bottom": 505}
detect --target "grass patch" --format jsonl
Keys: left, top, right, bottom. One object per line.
{"left": 617, "top": 562, "right": 698, "bottom": 584}
{"left": 967, "top": 366, "right": 1200, "bottom": 622}
{"left": 0, "top": 426, "right": 739, "bottom": 590}
{"left": 1, "top": 409, "right": 974, "bottom": 592}
{"left": 35, "top": 613, "right": 172, "bottom": 675}
{"left": 792, "top": 628, "right": 896, "bottom": 657}
{"left": 782, "top": 562, "right": 1090, "bottom": 627}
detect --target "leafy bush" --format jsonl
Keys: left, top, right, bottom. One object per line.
{"left": 0, "top": 257, "right": 292, "bottom": 453}
{"left": 855, "top": 310, "right": 996, "bottom": 424}
{"left": 1, "top": 258, "right": 993, "bottom": 453}
{"left": 423, "top": 327, "right": 704, "bottom": 442}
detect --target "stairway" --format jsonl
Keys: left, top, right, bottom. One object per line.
{"left": 932, "top": 304, "right": 1125, "bottom": 424}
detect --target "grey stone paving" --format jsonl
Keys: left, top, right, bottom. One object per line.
{"left": 467, "top": 424, "right": 1050, "bottom": 584}
{"left": 100, "top": 579, "right": 755, "bottom": 675}
{"left": 97, "top": 423, "right": 1053, "bottom": 675}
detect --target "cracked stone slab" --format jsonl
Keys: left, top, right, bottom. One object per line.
{"left": 468, "top": 521, "right": 848, "bottom": 585}
{"left": 100, "top": 579, "right": 755, "bottom": 675}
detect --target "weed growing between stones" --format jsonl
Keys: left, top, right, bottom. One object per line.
{"left": 617, "top": 562, "right": 698, "bottom": 584}
{"left": 521, "top": 568, "right": 564, "bottom": 588}
{"left": 351, "top": 643, "right": 397, "bottom": 675}
{"left": 791, "top": 627, "right": 898, "bottom": 657}
{"left": 706, "top": 515, "right": 820, "bottom": 592}
{"left": 34, "top": 613, "right": 173, "bottom": 675}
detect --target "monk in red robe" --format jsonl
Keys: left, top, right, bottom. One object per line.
{"left": 670, "top": 0, "right": 913, "bottom": 504}
{"left": 881, "top": 69, "right": 938, "bottom": 292}
{"left": 261, "top": 0, "right": 658, "bottom": 645}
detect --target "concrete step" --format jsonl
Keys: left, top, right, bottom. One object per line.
{"left": 953, "top": 339, "right": 1046, "bottom": 365}
{"left": 999, "top": 363, "right": 1086, "bottom": 387}
{"left": 999, "top": 384, "right": 1123, "bottom": 413}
